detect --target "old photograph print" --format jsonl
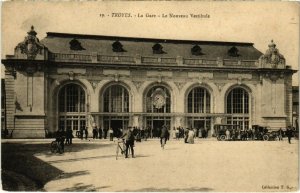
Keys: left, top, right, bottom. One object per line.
{"left": 1, "top": 2, "right": 299, "bottom": 192}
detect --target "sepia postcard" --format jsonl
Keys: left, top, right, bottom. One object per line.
{"left": 1, "top": 1, "right": 299, "bottom": 192}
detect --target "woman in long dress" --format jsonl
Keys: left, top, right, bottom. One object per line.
{"left": 187, "top": 129, "right": 195, "bottom": 144}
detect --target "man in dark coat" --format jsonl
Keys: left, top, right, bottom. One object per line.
{"left": 286, "top": 126, "right": 293, "bottom": 144}
{"left": 93, "top": 126, "right": 98, "bottom": 139}
{"left": 80, "top": 127, "right": 84, "bottom": 140}
{"left": 121, "top": 127, "right": 135, "bottom": 158}
{"left": 98, "top": 127, "right": 103, "bottom": 139}
{"left": 104, "top": 128, "right": 108, "bottom": 139}
{"left": 278, "top": 128, "right": 284, "bottom": 141}
{"left": 85, "top": 127, "right": 89, "bottom": 140}
{"left": 65, "top": 128, "right": 73, "bottom": 145}
{"left": 160, "top": 126, "right": 169, "bottom": 148}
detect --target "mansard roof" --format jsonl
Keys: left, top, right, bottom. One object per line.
{"left": 40, "top": 32, "right": 263, "bottom": 60}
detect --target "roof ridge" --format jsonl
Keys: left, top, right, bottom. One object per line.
{"left": 46, "top": 32, "right": 254, "bottom": 46}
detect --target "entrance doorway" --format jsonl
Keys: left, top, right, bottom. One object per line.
{"left": 194, "top": 120, "right": 205, "bottom": 129}
{"left": 146, "top": 117, "right": 171, "bottom": 138}
{"left": 111, "top": 120, "right": 122, "bottom": 137}
{"left": 187, "top": 117, "right": 211, "bottom": 137}
{"left": 103, "top": 116, "right": 129, "bottom": 138}
{"left": 153, "top": 120, "right": 165, "bottom": 130}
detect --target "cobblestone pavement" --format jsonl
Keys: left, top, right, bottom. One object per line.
{"left": 31, "top": 138, "right": 298, "bottom": 192}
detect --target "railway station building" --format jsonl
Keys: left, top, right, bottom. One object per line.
{"left": 1, "top": 26, "right": 297, "bottom": 138}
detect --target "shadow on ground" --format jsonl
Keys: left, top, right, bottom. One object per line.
{"left": 60, "top": 183, "right": 110, "bottom": 192}
{"left": 48, "top": 154, "right": 116, "bottom": 164}
{"left": 1, "top": 141, "right": 114, "bottom": 191}
{"left": 119, "top": 187, "right": 214, "bottom": 192}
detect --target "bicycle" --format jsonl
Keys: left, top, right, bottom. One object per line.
{"left": 50, "top": 140, "right": 64, "bottom": 154}
{"left": 116, "top": 139, "right": 130, "bottom": 160}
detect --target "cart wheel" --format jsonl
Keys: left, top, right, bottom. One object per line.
{"left": 220, "top": 135, "right": 226, "bottom": 141}
{"left": 263, "top": 135, "right": 269, "bottom": 141}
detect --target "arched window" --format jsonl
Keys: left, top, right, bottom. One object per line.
{"left": 188, "top": 87, "right": 210, "bottom": 113}
{"left": 58, "top": 84, "right": 86, "bottom": 131}
{"left": 103, "top": 85, "right": 129, "bottom": 113}
{"left": 226, "top": 88, "right": 249, "bottom": 114}
{"left": 226, "top": 87, "right": 249, "bottom": 129}
{"left": 146, "top": 86, "right": 171, "bottom": 113}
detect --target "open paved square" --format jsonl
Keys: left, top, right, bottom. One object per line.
{"left": 27, "top": 138, "right": 298, "bottom": 192}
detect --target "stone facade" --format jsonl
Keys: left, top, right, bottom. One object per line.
{"left": 2, "top": 26, "right": 297, "bottom": 138}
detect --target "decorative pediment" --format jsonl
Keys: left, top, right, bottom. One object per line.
{"left": 259, "top": 40, "right": 285, "bottom": 67}
{"left": 15, "top": 26, "right": 44, "bottom": 59}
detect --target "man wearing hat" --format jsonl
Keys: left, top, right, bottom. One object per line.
{"left": 121, "top": 127, "right": 135, "bottom": 158}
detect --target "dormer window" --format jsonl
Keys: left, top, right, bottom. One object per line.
{"left": 112, "top": 41, "right": 125, "bottom": 52}
{"left": 228, "top": 46, "right": 239, "bottom": 57}
{"left": 69, "top": 39, "right": 85, "bottom": 50}
{"left": 191, "top": 45, "right": 203, "bottom": 56}
{"left": 152, "top": 43, "right": 165, "bottom": 54}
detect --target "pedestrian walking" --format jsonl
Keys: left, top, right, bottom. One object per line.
{"left": 160, "top": 126, "right": 169, "bottom": 149}
{"left": 278, "top": 128, "right": 283, "bottom": 141}
{"left": 65, "top": 128, "right": 73, "bottom": 145}
{"left": 187, "top": 128, "right": 195, "bottom": 144}
{"left": 109, "top": 128, "right": 114, "bottom": 141}
{"left": 286, "top": 126, "right": 293, "bottom": 144}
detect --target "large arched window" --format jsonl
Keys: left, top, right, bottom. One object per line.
{"left": 103, "top": 85, "right": 129, "bottom": 113}
{"left": 146, "top": 86, "right": 171, "bottom": 113}
{"left": 226, "top": 87, "right": 249, "bottom": 129}
{"left": 58, "top": 84, "right": 86, "bottom": 131}
{"left": 188, "top": 87, "right": 210, "bottom": 113}
{"left": 227, "top": 88, "right": 249, "bottom": 114}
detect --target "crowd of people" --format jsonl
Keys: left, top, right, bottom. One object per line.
{"left": 54, "top": 125, "right": 297, "bottom": 154}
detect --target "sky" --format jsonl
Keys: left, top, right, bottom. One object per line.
{"left": 1, "top": 1, "right": 299, "bottom": 85}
